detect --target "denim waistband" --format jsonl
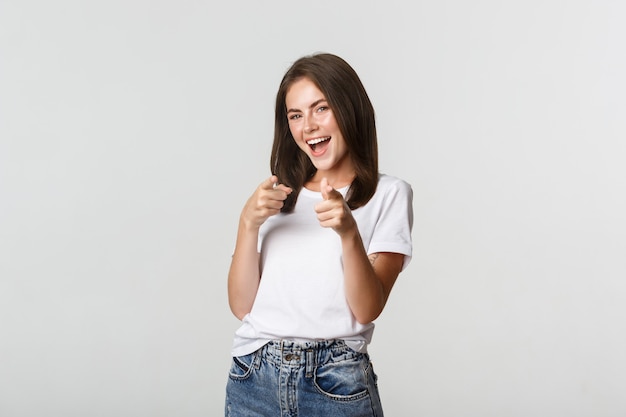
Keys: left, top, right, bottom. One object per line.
{"left": 258, "top": 339, "right": 363, "bottom": 377}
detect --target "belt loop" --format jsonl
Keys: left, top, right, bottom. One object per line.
{"left": 305, "top": 349, "right": 315, "bottom": 378}
{"left": 252, "top": 347, "right": 263, "bottom": 369}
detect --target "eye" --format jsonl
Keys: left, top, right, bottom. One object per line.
{"left": 288, "top": 113, "right": 302, "bottom": 120}
{"left": 316, "top": 106, "right": 328, "bottom": 112}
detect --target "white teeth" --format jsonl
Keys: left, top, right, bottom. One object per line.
{"left": 307, "top": 137, "right": 330, "bottom": 145}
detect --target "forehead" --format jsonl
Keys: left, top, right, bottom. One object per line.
{"left": 285, "top": 77, "right": 326, "bottom": 108}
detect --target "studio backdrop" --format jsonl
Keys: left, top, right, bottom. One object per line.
{"left": 1, "top": 1, "right": 624, "bottom": 416}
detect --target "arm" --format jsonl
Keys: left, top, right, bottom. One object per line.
{"left": 341, "top": 232, "right": 404, "bottom": 323}
{"left": 315, "top": 178, "right": 404, "bottom": 324}
{"left": 228, "top": 176, "right": 292, "bottom": 320}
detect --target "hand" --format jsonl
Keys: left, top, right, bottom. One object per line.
{"left": 241, "top": 175, "right": 292, "bottom": 229}
{"left": 315, "top": 177, "right": 356, "bottom": 236}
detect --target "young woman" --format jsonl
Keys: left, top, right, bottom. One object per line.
{"left": 226, "top": 53, "right": 413, "bottom": 416}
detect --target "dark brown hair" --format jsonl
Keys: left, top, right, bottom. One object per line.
{"left": 271, "top": 53, "right": 379, "bottom": 212}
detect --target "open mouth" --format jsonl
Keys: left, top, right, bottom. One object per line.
{"left": 307, "top": 136, "right": 331, "bottom": 153}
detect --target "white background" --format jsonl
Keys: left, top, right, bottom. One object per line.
{"left": 1, "top": 1, "right": 625, "bottom": 416}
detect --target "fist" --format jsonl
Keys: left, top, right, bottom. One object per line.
{"left": 242, "top": 175, "right": 292, "bottom": 228}
{"left": 315, "top": 177, "right": 356, "bottom": 235}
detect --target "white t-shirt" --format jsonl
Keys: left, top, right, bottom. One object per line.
{"left": 231, "top": 174, "right": 413, "bottom": 357}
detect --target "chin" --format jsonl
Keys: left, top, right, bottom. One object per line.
{"left": 310, "top": 160, "right": 332, "bottom": 171}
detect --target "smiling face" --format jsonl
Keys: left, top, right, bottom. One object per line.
{"left": 285, "top": 77, "right": 355, "bottom": 188}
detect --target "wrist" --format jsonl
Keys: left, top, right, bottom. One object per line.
{"left": 339, "top": 223, "right": 361, "bottom": 246}
{"left": 239, "top": 214, "right": 261, "bottom": 233}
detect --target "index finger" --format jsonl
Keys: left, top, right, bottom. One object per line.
{"left": 320, "top": 177, "right": 342, "bottom": 201}
{"left": 261, "top": 175, "right": 279, "bottom": 190}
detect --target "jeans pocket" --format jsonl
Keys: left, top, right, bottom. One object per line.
{"left": 228, "top": 352, "right": 256, "bottom": 381}
{"left": 314, "top": 358, "right": 369, "bottom": 401}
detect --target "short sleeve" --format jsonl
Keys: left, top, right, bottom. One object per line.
{"left": 366, "top": 177, "right": 414, "bottom": 271}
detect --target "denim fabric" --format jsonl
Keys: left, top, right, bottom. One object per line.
{"left": 225, "top": 340, "right": 383, "bottom": 417}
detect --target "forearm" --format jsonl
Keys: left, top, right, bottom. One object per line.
{"left": 340, "top": 229, "right": 386, "bottom": 324}
{"left": 227, "top": 177, "right": 292, "bottom": 320}
{"left": 228, "top": 218, "right": 262, "bottom": 320}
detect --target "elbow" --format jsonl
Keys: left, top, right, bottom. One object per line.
{"left": 228, "top": 300, "right": 251, "bottom": 321}
{"left": 352, "top": 293, "right": 387, "bottom": 324}
{"left": 230, "top": 307, "right": 249, "bottom": 321}
{"left": 353, "top": 304, "right": 385, "bottom": 325}
{"left": 354, "top": 312, "right": 381, "bottom": 325}
{"left": 234, "top": 312, "right": 247, "bottom": 321}
{"left": 227, "top": 282, "right": 255, "bottom": 321}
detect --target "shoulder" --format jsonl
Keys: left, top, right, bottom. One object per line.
{"left": 376, "top": 173, "right": 412, "bottom": 196}
{"left": 356, "top": 173, "right": 412, "bottom": 211}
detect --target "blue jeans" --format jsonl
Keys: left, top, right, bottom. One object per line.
{"left": 225, "top": 340, "right": 384, "bottom": 416}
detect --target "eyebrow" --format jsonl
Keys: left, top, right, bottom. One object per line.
{"left": 286, "top": 98, "right": 327, "bottom": 114}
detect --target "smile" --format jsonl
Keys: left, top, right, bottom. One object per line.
{"left": 306, "top": 136, "right": 331, "bottom": 152}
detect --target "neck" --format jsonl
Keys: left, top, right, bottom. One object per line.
{"left": 305, "top": 172, "right": 355, "bottom": 191}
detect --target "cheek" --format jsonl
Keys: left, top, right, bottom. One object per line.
{"left": 288, "top": 123, "right": 299, "bottom": 138}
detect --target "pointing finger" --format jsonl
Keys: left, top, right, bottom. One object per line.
{"left": 320, "top": 177, "right": 342, "bottom": 201}
{"left": 321, "top": 177, "right": 332, "bottom": 200}
{"left": 262, "top": 175, "right": 278, "bottom": 190}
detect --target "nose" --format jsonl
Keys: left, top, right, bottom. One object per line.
{"left": 304, "top": 115, "right": 318, "bottom": 134}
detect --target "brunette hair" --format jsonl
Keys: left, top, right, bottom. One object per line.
{"left": 271, "top": 53, "right": 379, "bottom": 212}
